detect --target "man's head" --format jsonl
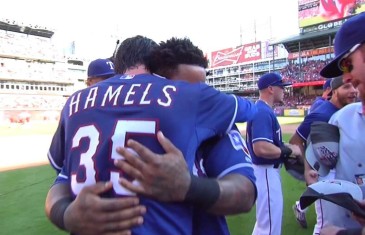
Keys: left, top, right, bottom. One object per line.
{"left": 320, "top": 13, "right": 365, "bottom": 87}
{"left": 146, "top": 37, "right": 208, "bottom": 83}
{"left": 257, "top": 73, "right": 291, "bottom": 103}
{"left": 329, "top": 76, "right": 357, "bottom": 108}
{"left": 114, "top": 35, "right": 158, "bottom": 74}
{"left": 86, "top": 58, "right": 115, "bottom": 86}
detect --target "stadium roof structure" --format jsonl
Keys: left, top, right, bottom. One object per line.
{"left": 0, "top": 20, "right": 54, "bottom": 38}
{"left": 271, "top": 28, "right": 338, "bottom": 53}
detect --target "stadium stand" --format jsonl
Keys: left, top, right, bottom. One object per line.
{"left": 0, "top": 19, "right": 87, "bottom": 123}
{"left": 205, "top": 18, "right": 341, "bottom": 110}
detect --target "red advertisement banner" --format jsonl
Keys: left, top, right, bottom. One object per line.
{"left": 292, "top": 80, "right": 325, "bottom": 87}
{"left": 211, "top": 42, "right": 262, "bottom": 68}
{"left": 288, "top": 47, "right": 334, "bottom": 59}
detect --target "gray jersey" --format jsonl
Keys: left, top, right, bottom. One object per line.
{"left": 325, "top": 102, "right": 365, "bottom": 229}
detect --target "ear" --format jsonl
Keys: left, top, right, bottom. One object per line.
{"left": 85, "top": 79, "right": 91, "bottom": 87}
{"left": 268, "top": 86, "right": 274, "bottom": 94}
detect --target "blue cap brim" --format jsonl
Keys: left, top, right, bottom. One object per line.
{"left": 319, "top": 52, "right": 346, "bottom": 78}
{"left": 277, "top": 82, "right": 292, "bottom": 87}
{"left": 88, "top": 72, "right": 115, "bottom": 78}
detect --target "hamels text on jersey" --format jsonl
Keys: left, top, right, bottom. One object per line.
{"left": 68, "top": 75, "right": 177, "bottom": 116}
{"left": 51, "top": 73, "right": 256, "bottom": 235}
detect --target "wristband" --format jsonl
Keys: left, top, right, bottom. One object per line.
{"left": 337, "top": 228, "right": 363, "bottom": 235}
{"left": 184, "top": 175, "right": 220, "bottom": 210}
{"left": 280, "top": 145, "right": 292, "bottom": 159}
{"left": 50, "top": 197, "right": 72, "bottom": 230}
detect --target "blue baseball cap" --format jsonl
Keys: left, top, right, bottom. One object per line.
{"left": 257, "top": 73, "right": 292, "bottom": 90}
{"left": 87, "top": 58, "right": 115, "bottom": 78}
{"left": 320, "top": 13, "right": 365, "bottom": 78}
{"left": 323, "top": 79, "right": 332, "bottom": 90}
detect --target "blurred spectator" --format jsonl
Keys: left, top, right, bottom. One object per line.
{"left": 0, "top": 94, "right": 67, "bottom": 110}
{"left": 281, "top": 58, "right": 332, "bottom": 83}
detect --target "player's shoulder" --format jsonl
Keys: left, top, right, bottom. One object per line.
{"left": 255, "top": 100, "right": 269, "bottom": 109}
{"left": 334, "top": 102, "right": 362, "bottom": 118}
{"left": 309, "top": 100, "right": 337, "bottom": 117}
{"left": 255, "top": 102, "right": 274, "bottom": 116}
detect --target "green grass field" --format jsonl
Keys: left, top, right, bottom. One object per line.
{"left": 0, "top": 131, "right": 316, "bottom": 235}
{"left": 0, "top": 161, "right": 315, "bottom": 235}
{"left": 236, "top": 116, "right": 304, "bottom": 131}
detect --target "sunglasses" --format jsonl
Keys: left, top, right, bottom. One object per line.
{"left": 338, "top": 43, "right": 363, "bottom": 73}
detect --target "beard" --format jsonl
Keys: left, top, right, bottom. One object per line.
{"left": 337, "top": 95, "right": 350, "bottom": 107}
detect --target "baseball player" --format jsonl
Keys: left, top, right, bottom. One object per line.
{"left": 246, "top": 72, "right": 301, "bottom": 235}
{"left": 290, "top": 76, "right": 356, "bottom": 233}
{"left": 85, "top": 58, "right": 115, "bottom": 86}
{"left": 309, "top": 78, "right": 332, "bottom": 113}
{"left": 46, "top": 35, "right": 258, "bottom": 235}
{"left": 124, "top": 37, "right": 257, "bottom": 235}
{"left": 318, "top": 12, "right": 365, "bottom": 235}
{"left": 48, "top": 58, "right": 115, "bottom": 173}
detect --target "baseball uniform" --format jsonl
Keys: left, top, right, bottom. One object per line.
{"left": 50, "top": 73, "right": 257, "bottom": 235}
{"left": 246, "top": 99, "right": 285, "bottom": 235}
{"left": 192, "top": 127, "right": 256, "bottom": 235}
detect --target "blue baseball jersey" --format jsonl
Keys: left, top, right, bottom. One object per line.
{"left": 49, "top": 73, "right": 256, "bottom": 235}
{"left": 296, "top": 100, "right": 339, "bottom": 141}
{"left": 246, "top": 100, "right": 284, "bottom": 165}
{"left": 192, "top": 126, "right": 256, "bottom": 235}
{"left": 309, "top": 97, "right": 325, "bottom": 113}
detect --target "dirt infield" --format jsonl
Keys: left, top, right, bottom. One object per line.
{"left": 0, "top": 134, "right": 52, "bottom": 172}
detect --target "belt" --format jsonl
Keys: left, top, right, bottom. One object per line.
{"left": 273, "top": 163, "right": 282, "bottom": 169}
{"left": 254, "top": 163, "right": 282, "bottom": 168}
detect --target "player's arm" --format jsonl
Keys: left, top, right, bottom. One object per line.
{"left": 47, "top": 116, "right": 66, "bottom": 174}
{"left": 209, "top": 174, "right": 256, "bottom": 214}
{"left": 252, "top": 141, "right": 282, "bottom": 159}
{"left": 289, "top": 132, "right": 306, "bottom": 161}
{"left": 249, "top": 112, "right": 280, "bottom": 159}
{"left": 115, "top": 131, "right": 256, "bottom": 214}
{"left": 45, "top": 180, "right": 145, "bottom": 235}
{"left": 304, "top": 155, "right": 319, "bottom": 185}
{"left": 197, "top": 85, "right": 257, "bottom": 135}
{"left": 199, "top": 128, "right": 256, "bottom": 214}
{"left": 294, "top": 115, "right": 321, "bottom": 185}
{"left": 250, "top": 111, "right": 300, "bottom": 159}
{"left": 114, "top": 132, "right": 212, "bottom": 203}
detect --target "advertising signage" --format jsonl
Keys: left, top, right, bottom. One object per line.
{"left": 211, "top": 42, "right": 262, "bottom": 68}
{"left": 288, "top": 46, "right": 334, "bottom": 59}
{"left": 298, "top": 0, "right": 365, "bottom": 29}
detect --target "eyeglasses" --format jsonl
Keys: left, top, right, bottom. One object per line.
{"left": 339, "top": 58, "right": 353, "bottom": 73}
{"left": 338, "top": 43, "right": 363, "bottom": 73}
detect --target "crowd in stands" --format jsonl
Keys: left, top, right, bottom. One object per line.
{"left": 0, "top": 58, "right": 72, "bottom": 82}
{"left": 0, "top": 94, "right": 67, "bottom": 110}
{"left": 245, "top": 93, "right": 317, "bottom": 110}
{"left": 279, "top": 94, "right": 316, "bottom": 108}
{"left": 0, "top": 31, "right": 62, "bottom": 60}
{"left": 0, "top": 29, "right": 87, "bottom": 85}
{"left": 0, "top": 25, "right": 328, "bottom": 113}
{"left": 281, "top": 58, "right": 332, "bottom": 83}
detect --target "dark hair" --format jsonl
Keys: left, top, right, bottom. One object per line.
{"left": 107, "top": 56, "right": 115, "bottom": 64}
{"left": 114, "top": 35, "right": 158, "bottom": 74}
{"left": 146, "top": 37, "right": 208, "bottom": 78}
